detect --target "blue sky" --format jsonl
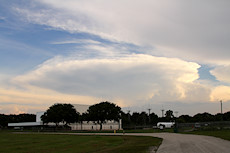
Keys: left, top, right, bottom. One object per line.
{"left": 0, "top": 0, "right": 230, "bottom": 115}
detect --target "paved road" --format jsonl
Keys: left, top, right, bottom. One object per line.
{"left": 125, "top": 133, "right": 230, "bottom": 153}
{"left": 29, "top": 132, "right": 230, "bottom": 153}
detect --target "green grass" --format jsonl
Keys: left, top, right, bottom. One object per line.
{"left": 62, "top": 128, "right": 173, "bottom": 134}
{"left": 183, "top": 129, "right": 230, "bottom": 141}
{"left": 121, "top": 128, "right": 174, "bottom": 133}
{"left": 0, "top": 132, "right": 162, "bottom": 153}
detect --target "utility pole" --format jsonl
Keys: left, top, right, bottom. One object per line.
{"left": 161, "top": 109, "right": 164, "bottom": 118}
{"left": 127, "top": 110, "right": 131, "bottom": 121}
{"left": 175, "top": 111, "right": 178, "bottom": 118}
{"left": 148, "top": 108, "right": 151, "bottom": 116}
{"left": 147, "top": 108, "right": 151, "bottom": 123}
{"left": 220, "top": 100, "right": 223, "bottom": 114}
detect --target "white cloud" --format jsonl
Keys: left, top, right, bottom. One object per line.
{"left": 210, "top": 86, "right": 230, "bottom": 102}
{"left": 209, "top": 65, "right": 230, "bottom": 102}
{"left": 50, "top": 39, "right": 101, "bottom": 45}
{"left": 14, "top": 0, "right": 230, "bottom": 65}
{"left": 12, "top": 53, "right": 206, "bottom": 106}
{"left": 210, "top": 65, "right": 230, "bottom": 84}
{"left": 0, "top": 16, "right": 6, "bottom": 21}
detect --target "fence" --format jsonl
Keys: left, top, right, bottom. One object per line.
{"left": 177, "top": 121, "right": 230, "bottom": 132}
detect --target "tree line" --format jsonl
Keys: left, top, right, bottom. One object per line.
{"left": 121, "top": 110, "right": 230, "bottom": 129}
{"left": 177, "top": 112, "right": 230, "bottom": 123}
{"left": 0, "top": 114, "right": 35, "bottom": 128}
{"left": 1, "top": 102, "right": 230, "bottom": 130}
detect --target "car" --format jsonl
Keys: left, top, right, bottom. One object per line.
{"left": 195, "top": 123, "right": 201, "bottom": 128}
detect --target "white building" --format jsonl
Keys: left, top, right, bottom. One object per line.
{"left": 8, "top": 104, "right": 122, "bottom": 131}
{"left": 8, "top": 111, "right": 44, "bottom": 128}
{"left": 71, "top": 104, "right": 122, "bottom": 130}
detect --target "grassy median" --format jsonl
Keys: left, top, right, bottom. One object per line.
{"left": 0, "top": 132, "right": 162, "bottom": 153}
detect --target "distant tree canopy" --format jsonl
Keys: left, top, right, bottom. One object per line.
{"left": 121, "top": 110, "right": 230, "bottom": 129}
{"left": 41, "top": 103, "right": 79, "bottom": 127}
{"left": 0, "top": 114, "right": 35, "bottom": 128}
{"left": 165, "top": 110, "right": 174, "bottom": 121}
{"left": 176, "top": 115, "right": 192, "bottom": 123}
{"left": 1, "top": 102, "right": 230, "bottom": 130}
{"left": 177, "top": 112, "right": 230, "bottom": 123}
{"left": 87, "top": 101, "right": 121, "bottom": 130}
{"left": 121, "top": 111, "right": 159, "bottom": 128}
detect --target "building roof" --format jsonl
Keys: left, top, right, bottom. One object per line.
{"left": 8, "top": 122, "right": 43, "bottom": 127}
{"left": 72, "top": 104, "right": 90, "bottom": 114}
{"left": 8, "top": 104, "right": 91, "bottom": 127}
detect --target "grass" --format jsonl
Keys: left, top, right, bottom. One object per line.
{"left": 60, "top": 128, "right": 174, "bottom": 134}
{"left": 122, "top": 128, "right": 174, "bottom": 133}
{"left": 0, "top": 131, "right": 162, "bottom": 153}
{"left": 182, "top": 129, "right": 230, "bottom": 141}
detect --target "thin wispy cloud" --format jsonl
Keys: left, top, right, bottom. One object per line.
{"left": 50, "top": 39, "right": 101, "bottom": 45}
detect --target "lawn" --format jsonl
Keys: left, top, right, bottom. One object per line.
{"left": 183, "top": 129, "right": 230, "bottom": 141}
{"left": 64, "top": 128, "right": 173, "bottom": 133}
{"left": 0, "top": 132, "right": 162, "bottom": 153}
{"left": 121, "top": 128, "right": 174, "bottom": 133}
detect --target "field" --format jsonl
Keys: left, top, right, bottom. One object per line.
{"left": 0, "top": 132, "right": 162, "bottom": 153}
{"left": 64, "top": 128, "right": 173, "bottom": 133}
{"left": 183, "top": 129, "right": 230, "bottom": 141}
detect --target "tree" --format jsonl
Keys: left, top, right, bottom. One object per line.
{"left": 87, "top": 101, "right": 121, "bottom": 130}
{"left": 17, "top": 114, "right": 36, "bottom": 122}
{"left": 149, "top": 112, "right": 159, "bottom": 125}
{"left": 214, "top": 113, "right": 223, "bottom": 121}
{"left": 223, "top": 111, "right": 230, "bottom": 121}
{"left": 137, "top": 112, "right": 148, "bottom": 125}
{"left": 130, "top": 112, "right": 140, "bottom": 125}
{"left": 177, "top": 115, "right": 192, "bottom": 123}
{"left": 192, "top": 112, "right": 214, "bottom": 122}
{"left": 121, "top": 112, "right": 131, "bottom": 127}
{"left": 41, "top": 103, "right": 79, "bottom": 127}
{"left": 0, "top": 114, "right": 8, "bottom": 128}
{"left": 165, "top": 110, "right": 174, "bottom": 121}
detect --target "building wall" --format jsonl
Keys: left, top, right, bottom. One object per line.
{"left": 71, "top": 104, "right": 122, "bottom": 130}
{"left": 70, "top": 120, "right": 121, "bottom": 130}
{"left": 36, "top": 112, "right": 45, "bottom": 122}
{"left": 72, "top": 104, "right": 90, "bottom": 114}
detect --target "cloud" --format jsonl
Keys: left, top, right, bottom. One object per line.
{"left": 2, "top": 0, "right": 229, "bottom": 114}
{"left": 0, "top": 104, "right": 28, "bottom": 114}
{"left": 12, "top": 53, "right": 206, "bottom": 106}
{"left": 50, "top": 39, "right": 101, "bottom": 45}
{"left": 210, "top": 86, "right": 230, "bottom": 102}
{"left": 0, "top": 84, "right": 101, "bottom": 114}
{"left": 14, "top": 0, "right": 230, "bottom": 65}
{"left": 0, "top": 16, "right": 5, "bottom": 21}
{"left": 210, "top": 65, "right": 230, "bottom": 84}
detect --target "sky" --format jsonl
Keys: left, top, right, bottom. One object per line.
{"left": 0, "top": 0, "right": 230, "bottom": 116}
